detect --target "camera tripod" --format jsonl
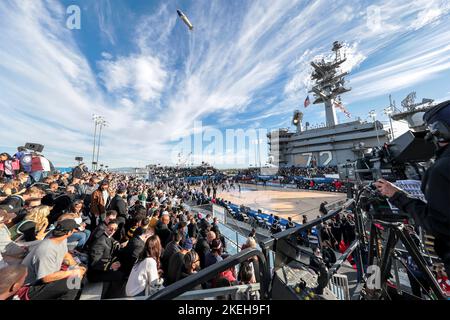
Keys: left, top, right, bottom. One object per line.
{"left": 360, "top": 216, "right": 446, "bottom": 300}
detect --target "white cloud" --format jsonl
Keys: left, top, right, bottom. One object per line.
{"left": 98, "top": 55, "right": 167, "bottom": 103}
{"left": 101, "top": 52, "right": 113, "bottom": 60}
{"left": 1, "top": 0, "right": 450, "bottom": 168}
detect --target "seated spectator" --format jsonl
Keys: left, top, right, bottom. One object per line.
{"left": 9, "top": 205, "right": 51, "bottom": 242}
{"left": 125, "top": 235, "right": 163, "bottom": 297}
{"left": 119, "top": 227, "right": 154, "bottom": 275}
{"left": 0, "top": 186, "right": 44, "bottom": 219}
{"left": 0, "top": 265, "right": 28, "bottom": 300}
{"left": 21, "top": 219, "right": 86, "bottom": 300}
{"left": 86, "top": 210, "right": 117, "bottom": 249}
{"left": 57, "top": 213, "right": 91, "bottom": 250}
{"left": 166, "top": 238, "right": 193, "bottom": 285}
{"left": 205, "top": 239, "right": 223, "bottom": 268}
{"left": 286, "top": 217, "right": 295, "bottom": 229}
{"left": 87, "top": 220, "right": 125, "bottom": 298}
{"left": 122, "top": 214, "right": 146, "bottom": 242}
{"left": 0, "top": 210, "right": 28, "bottom": 265}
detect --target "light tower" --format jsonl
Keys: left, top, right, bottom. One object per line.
{"left": 310, "top": 41, "right": 351, "bottom": 127}
{"left": 292, "top": 110, "right": 304, "bottom": 132}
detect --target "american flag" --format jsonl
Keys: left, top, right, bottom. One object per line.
{"left": 304, "top": 96, "right": 311, "bottom": 108}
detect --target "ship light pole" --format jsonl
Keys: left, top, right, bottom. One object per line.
{"left": 91, "top": 114, "right": 101, "bottom": 171}
{"left": 95, "top": 117, "right": 108, "bottom": 171}
{"left": 384, "top": 106, "right": 395, "bottom": 141}
{"left": 369, "top": 110, "right": 381, "bottom": 147}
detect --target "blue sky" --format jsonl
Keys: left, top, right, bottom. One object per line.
{"left": 0, "top": 0, "right": 450, "bottom": 168}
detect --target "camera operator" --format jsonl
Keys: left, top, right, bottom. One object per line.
{"left": 374, "top": 100, "right": 450, "bottom": 273}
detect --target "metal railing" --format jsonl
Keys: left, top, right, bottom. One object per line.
{"left": 148, "top": 248, "right": 270, "bottom": 300}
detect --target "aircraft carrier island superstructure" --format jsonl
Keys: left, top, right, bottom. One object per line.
{"left": 268, "top": 42, "right": 389, "bottom": 168}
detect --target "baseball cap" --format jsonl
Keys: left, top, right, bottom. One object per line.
{"left": 53, "top": 219, "right": 80, "bottom": 235}
{"left": 181, "top": 238, "right": 193, "bottom": 250}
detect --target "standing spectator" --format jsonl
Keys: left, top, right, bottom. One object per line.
{"left": 161, "top": 231, "right": 183, "bottom": 275}
{"left": 108, "top": 185, "right": 128, "bottom": 241}
{"left": 188, "top": 215, "right": 199, "bottom": 239}
{"left": 234, "top": 261, "right": 259, "bottom": 300}
{"left": 166, "top": 238, "right": 193, "bottom": 285}
{"left": 195, "top": 230, "right": 215, "bottom": 270}
{"left": 90, "top": 180, "right": 111, "bottom": 230}
{"left": 0, "top": 153, "right": 20, "bottom": 181}
{"left": 155, "top": 212, "right": 172, "bottom": 248}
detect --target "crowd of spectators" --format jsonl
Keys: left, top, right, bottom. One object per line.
{"left": 0, "top": 152, "right": 259, "bottom": 300}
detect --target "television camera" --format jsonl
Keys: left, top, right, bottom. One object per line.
{"left": 337, "top": 131, "right": 446, "bottom": 299}
{"left": 339, "top": 131, "right": 435, "bottom": 185}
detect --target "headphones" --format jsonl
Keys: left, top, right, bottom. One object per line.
{"left": 423, "top": 100, "right": 450, "bottom": 143}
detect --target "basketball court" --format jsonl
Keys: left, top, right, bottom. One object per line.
{"left": 217, "top": 184, "right": 346, "bottom": 223}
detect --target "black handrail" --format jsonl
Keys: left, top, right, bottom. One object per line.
{"left": 327, "top": 240, "right": 359, "bottom": 276}
{"left": 260, "top": 199, "right": 355, "bottom": 252}
{"left": 148, "top": 248, "right": 270, "bottom": 300}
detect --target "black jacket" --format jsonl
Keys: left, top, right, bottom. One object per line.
{"left": 109, "top": 195, "right": 128, "bottom": 219}
{"left": 156, "top": 224, "right": 172, "bottom": 249}
{"left": 390, "top": 145, "right": 450, "bottom": 241}
{"left": 390, "top": 145, "right": 450, "bottom": 266}
{"left": 161, "top": 240, "right": 181, "bottom": 275}
{"left": 86, "top": 222, "right": 107, "bottom": 250}
{"left": 194, "top": 237, "right": 210, "bottom": 270}
{"left": 119, "top": 236, "right": 145, "bottom": 275}
{"left": 188, "top": 223, "right": 199, "bottom": 239}
{"left": 89, "top": 233, "right": 120, "bottom": 272}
